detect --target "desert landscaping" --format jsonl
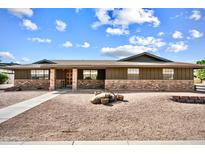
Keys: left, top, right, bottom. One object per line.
{"left": 0, "top": 90, "right": 47, "bottom": 109}
{"left": 0, "top": 91, "right": 205, "bottom": 141}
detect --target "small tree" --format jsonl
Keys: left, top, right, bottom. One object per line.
{"left": 0, "top": 73, "right": 8, "bottom": 84}
{"left": 195, "top": 60, "right": 205, "bottom": 82}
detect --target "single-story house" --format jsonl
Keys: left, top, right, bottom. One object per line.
{"left": 5, "top": 52, "right": 205, "bottom": 91}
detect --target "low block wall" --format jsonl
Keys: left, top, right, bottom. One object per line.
{"left": 14, "top": 79, "right": 50, "bottom": 90}
{"left": 105, "top": 80, "right": 194, "bottom": 92}
{"left": 56, "top": 79, "right": 65, "bottom": 89}
{"left": 78, "top": 80, "right": 105, "bottom": 89}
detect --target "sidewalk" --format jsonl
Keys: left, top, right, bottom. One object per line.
{"left": 0, "top": 90, "right": 63, "bottom": 124}
{"left": 0, "top": 140, "right": 205, "bottom": 145}
{"left": 0, "top": 84, "right": 13, "bottom": 90}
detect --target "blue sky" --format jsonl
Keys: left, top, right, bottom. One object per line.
{"left": 0, "top": 8, "right": 204, "bottom": 64}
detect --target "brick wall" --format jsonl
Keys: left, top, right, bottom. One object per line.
{"left": 105, "top": 80, "right": 194, "bottom": 92}
{"left": 14, "top": 79, "right": 50, "bottom": 90}
{"left": 77, "top": 80, "right": 105, "bottom": 89}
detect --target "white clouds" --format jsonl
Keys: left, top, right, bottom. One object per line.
{"left": 172, "top": 31, "right": 183, "bottom": 39}
{"left": 62, "top": 41, "right": 73, "bottom": 48}
{"left": 101, "top": 45, "right": 154, "bottom": 58}
{"left": 167, "top": 42, "right": 188, "bottom": 52}
{"left": 158, "top": 32, "right": 164, "bottom": 36}
{"left": 75, "top": 8, "right": 82, "bottom": 13}
{"left": 92, "top": 8, "right": 160, "bottom": 29}
{"left": 113, "top": 8, "right": 160, "bottom": 27}
{"left": 92, "top": 8, "right": 112, "bottom": 28}
{"left": 189, "top": 10, "right": 201, "bottom": 21}
{"left": 106, "top": 27, "right": 129, "bottom": 35}
{"left": 0, "top": 51, "right": 15, "bottom": 60}
{"left": 22, "top": 19, "right": 38, "bottom": 31}
{"left": 21, "top": 57, "right": 30, "bottom": 62}
{"left": 27, "top": 37, "right": 52, "bottom": 43}
{"left": 7, "top": 8, "right": 33, "bottom": 18}
{"left": 189, "top": 29, "right": 203, "bottom": 38}
{"left": 129, "top": 36, "right": 166, "bottom": 48}
{"left": 81, "top": 42, "right": 90, "bottom": 48}
{"left": 55, "top": 20, "right": 67, "bottom": 32}
{"left": 101, "top": 35, "right": 165, "bottom": 58}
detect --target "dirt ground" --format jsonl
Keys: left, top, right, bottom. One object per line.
{"left": 0, "top": 92, "right": 205, "bottom": 141}
{"left": 0, "top": 91, "right": 47, "bottom": 109}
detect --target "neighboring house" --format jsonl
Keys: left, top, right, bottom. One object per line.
{"left": 0, "top": 62, "right": 19, "bottom": 84}
{"left": 5, "top": 52, "right": 205, "bottom": 91}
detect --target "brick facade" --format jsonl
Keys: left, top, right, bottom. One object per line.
{"left": 77, "top": 80, "right": 105, "bottom": 89}
{"left": 105, "top": 80, "right": 194, "bottom": 92}
{"left": 14, "top": 79, "right": 50, "bottom": 90}
{"left": 49, "top": 69, "right": 56, "bottom": 90}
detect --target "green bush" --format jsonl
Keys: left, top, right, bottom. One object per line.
{"left": 0, "top": 73, "right": 8, "bottom": 84}
{"left": 195, "top": 60, "right": 205, "bottom": 81}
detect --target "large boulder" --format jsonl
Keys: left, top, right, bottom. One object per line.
{"left": 90, "top": 92, "right": 115, "bottom": 104}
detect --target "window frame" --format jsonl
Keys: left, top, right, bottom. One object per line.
{"left": 127, "top": 68, "right": 140, "bottom": 80}
{"left": 31, "top": 70, "right": 49, "bottom": 80}
{"left": 162, "top": 68, "right": 174, "bottom": 80}
{"left": 83, "top": 70, "right": 98, "bottom": 80}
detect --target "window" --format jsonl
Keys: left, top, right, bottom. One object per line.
{"left": 83, "top": 70, "right": 97, "bottom": 80}
{"left": 163, "top": 69, "right": 174, "bottom": 80}
{"left": 31, "top": 70, "right": 49, "bottom": 79}
{"left": 128, "top": 68, "right": 139, "bottom": 80}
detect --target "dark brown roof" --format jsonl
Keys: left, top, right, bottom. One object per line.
{"left": 4, "top": 60, "right": 205, "bottom": 69}
{"left": 119, "top": 52, "right": 173, "bottom": 62}
{"left": 3, "top": 52, "right": 205, "bottom": 69}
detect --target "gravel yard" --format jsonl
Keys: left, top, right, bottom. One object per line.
{"left": 0, "top": 91, "right": 47, "bottom": 109}
{"left": 0, "top": 92, "right": 205, "bottom": 141}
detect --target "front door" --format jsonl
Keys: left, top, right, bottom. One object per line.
{"left": 65, "top": 69, "right": 72, "bottom": 88}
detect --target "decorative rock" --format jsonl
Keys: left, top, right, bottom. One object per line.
{"left": 172, "top": 96, "right": 205, "bottom": 104}
{"left": 101, "top": 98, "right": 109, "bottom": 105}
{"left": 116, "top": 95, "right": 124, "bottom": 101}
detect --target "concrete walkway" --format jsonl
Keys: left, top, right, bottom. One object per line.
{"left": 0, "top": 90, "right": 64, "bottom": 124}
{"left": 0, "top": 83, "right": 13, "bottom": 90}
{"left": 0, "top": 140, "right": 205, "bottom": 145}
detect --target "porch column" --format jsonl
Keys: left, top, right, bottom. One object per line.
{"left": 49, "top": 69, "right": 56, "bottom": 90}
{"left": 72, "top": 68, "right": 78, "bottom": 91}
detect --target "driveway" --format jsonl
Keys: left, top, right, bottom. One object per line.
{"left": 0, "top": 92, "right": 205, "bottom": 141}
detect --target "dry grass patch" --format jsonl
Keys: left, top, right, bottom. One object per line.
{"left": 0, "top": 92, "right": 205, "bottom": 141}
{"left": 0, "top": 91, "right": 47, "bottom": 109}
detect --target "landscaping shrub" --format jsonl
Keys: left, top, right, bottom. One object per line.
{"left": 0, "top": 73, "right": 8, "bottom": 84}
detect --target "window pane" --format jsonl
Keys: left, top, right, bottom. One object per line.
{"left": 83, "top": 70, "right": 98, "bottom": 80}
{"left": 127, "top": 68, "right": 139, "bottom": 80}
{"left": 163, "top": 69, "right": 174, "bottom": 80}
{"left": 31, "top": 70, "right": 49, "bottom": 80}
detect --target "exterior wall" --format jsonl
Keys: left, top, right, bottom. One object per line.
{"left": 140, "top": 68, "right": 162, "bottom": 80}
{"left": 174, "top": 68, "right": 193, "bottom": 80}
{"left": 14, "top": 79, "right": 50, "bottom": 90}
{"left": 105, "top": 80, "right": 194, "bottom": 92}
{"left": 15, "top": 69, "right": 31, "bottom": 79}
{"left": 106, "top": 67, "right": 193, "bottom": 80}
{"left": 78, "top": 80, "right": 105, "bottom": 89}
{"left": 106, "top": 68, "right": 127, "bottom": 79}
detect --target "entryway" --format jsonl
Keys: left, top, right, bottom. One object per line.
{"left": 65, "top": 69, "right": 73, "bottom": 88}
